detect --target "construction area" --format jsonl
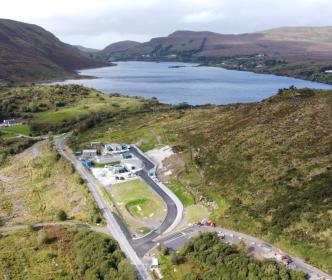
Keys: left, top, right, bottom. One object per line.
{"left": 76, "top": 142, "right": 144, "bottom": 186}
{"left": 76, "top": 141, "right": 167, "bottom": 237}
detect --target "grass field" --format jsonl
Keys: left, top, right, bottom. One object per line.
{"left": 0, "top": 124, "right": 31, "bottom": 140}
{"left": 0, "top": 141, "right": 102, "bottom": 226}
{"left": 110, "top": 179, "right": 166, "bottom": 235}
{"left": 185, "top": 205, "right": 209, "bottom": 223}
{"left": 127, "top": 198, "right": 155, "bottom": 218}
{"left": 93, "top": 161, "right": 121, "bottom": 168}
{"left": 34, "top": 94, "right": 143, "bottom": 124}
{"left": 168, "top": 180, "right": 195, "bottom": 207}
{"left": 1, "top": 125, "right": 31, "bottom": 136}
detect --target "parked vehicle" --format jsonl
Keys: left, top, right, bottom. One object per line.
{"left": 217, "top": 231, "right": 225, "bottom": 239}
{"left": 198, "top": 218, "right": 215, "bottom": 227}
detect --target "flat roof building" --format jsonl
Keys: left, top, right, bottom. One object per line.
{"left": 104, "top": 143, "right": 129, "bottom": 155}
{"left": 82, "top": 149, "right": 97, "bottom": 159}
{"left": 123, "top": 158, "right": 144, "bottom": 172}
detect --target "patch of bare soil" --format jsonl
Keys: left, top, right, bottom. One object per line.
{"left": 13, "top": 141, "right": 45, "bottom": 164}
{"left": 146, "top": 146, "right": 174, "bottom": 168}
{"left": 158, "top": 153, "right": 186, "bottom": 182}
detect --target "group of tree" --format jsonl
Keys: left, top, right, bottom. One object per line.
{"left": 164, "top": 233, "right": 306, "bottom": 280}
{"left": 73, "top": 230, "right": 136, "bottom": 280}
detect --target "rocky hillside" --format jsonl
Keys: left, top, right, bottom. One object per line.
{"left": 102, "top": 27, "right": 332, "bottom": 84}
{"left": 0, "top": 19, "right": 107, "bottom": 82}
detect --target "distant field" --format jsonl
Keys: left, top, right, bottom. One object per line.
{"left": 0, "top": 85, "right": 149, "bottom": 136}
{"left": 1, "top": 125, "right": 31, "bottom": 136}
{"left": 34, "top": 95, "right": 142, "bottom": 124}
{"left": 35, "top": 107, "right": 91, "bottom": 123}
{"left": 0, "top": 124, "right": 31, "bottom": 140}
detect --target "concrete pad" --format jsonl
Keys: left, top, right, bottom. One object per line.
{"left": 146, "top": 146, "right": 174, "bottom": 168}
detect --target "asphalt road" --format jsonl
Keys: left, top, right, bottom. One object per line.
{"left": 54, "top": 135, "right": 152, "bottom": 280}
{"left": 53, "top": 136, "right": 331, "bottom": 280}
{"left": 129, "top": 145, "right": 183, "bottom": 256}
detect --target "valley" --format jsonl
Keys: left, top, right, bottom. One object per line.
{"left": 0, "top": 14, "right": 331, "bottom": 280}
{"left": 1, "top": 84, "right": 331, "bottom": 279}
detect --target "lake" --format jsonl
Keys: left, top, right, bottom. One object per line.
{"left": 54, "top": 61, "right": 332, "bottom": 105}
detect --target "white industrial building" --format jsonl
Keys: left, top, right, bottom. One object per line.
{"left": 103, "top": 143, "right": 130, "bottom": 155}
{"left": 82, "top": 149, "right": 97, "bottom": 159}
{"left": 123, "top": 158, "right": 144, "bottom": 172}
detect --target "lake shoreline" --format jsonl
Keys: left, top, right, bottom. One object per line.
{"left": 45, "top": 61, "right": 332, "bottom": 106}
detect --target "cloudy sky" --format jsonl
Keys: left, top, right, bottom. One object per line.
{"left": 1, "top": 0, "right": 332, "bottom": 49}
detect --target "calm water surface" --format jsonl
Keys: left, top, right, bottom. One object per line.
{"left": 55, "top": 61, "right": 332, "bottom": 105}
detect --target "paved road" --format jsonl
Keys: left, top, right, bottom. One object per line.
{"left": 54, "top": 134, "right": 152, "bottom": 280}
{"left": 157, "top": 225, "right": 332, "bottom": 280}
{"left": 129, "top": 145, "right": 183, "bottom": 256}
{"left": 53, "top": 136, "right": 331, "bottom": 280}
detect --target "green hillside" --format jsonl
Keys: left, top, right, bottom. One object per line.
{"left": 0, "top": 84, "right": 156, "bottom": 164}
{"left": 71, "top": 88, "right": 332, "bottom": 273}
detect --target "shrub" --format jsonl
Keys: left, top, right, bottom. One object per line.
{"left": 37, "top": 229, "right": 50, "bottom": 245}
{"left": 57, "top": 210, "right": 68, "bottom": 221}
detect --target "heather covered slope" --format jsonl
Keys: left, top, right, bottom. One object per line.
{"left": 71, "top": 88, "right": 332, "bottom": 272}
{"left": 0, "top": 227, "right": 136, "bottom": 279}
{"left": 102, "top": 27, "right": 332, "bottom": 59}
{"left": 0, "top": 19, "right": 107, "bottom": 82}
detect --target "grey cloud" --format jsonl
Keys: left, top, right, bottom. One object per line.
{"left": 4, "top": 0, "right": 332, "bottom": 48}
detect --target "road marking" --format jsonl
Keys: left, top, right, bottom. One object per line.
{"left": 164, "top": 232, "right": 186, "bottom": 244}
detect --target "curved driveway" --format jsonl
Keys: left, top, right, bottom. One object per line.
{"left": 54, "top": 135, "right": 331, "bottom": 280}
{"left": 129, "top": 145, "right": 183, "bottom": 256}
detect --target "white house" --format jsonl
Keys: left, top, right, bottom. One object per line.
{"left": 2, "top": 119, "right": 23, "bottom": 127}
{"left": 82, "top": 149, "right": 97, "bottom": 159}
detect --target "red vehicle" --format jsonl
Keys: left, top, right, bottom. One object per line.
{"left": 198, "top": 219, "right": 216, "bottom": 227}
{"left": 206, "top": 220, "right": 215, "bottom": 227}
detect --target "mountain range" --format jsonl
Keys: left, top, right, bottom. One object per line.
{"left": 100, "top": 27, "right": 332, "bottom": 84}
{"left": 0, "top": 19, "right": 107, "bottom": 83}
{"left": 0, "top": 18, "right": 331, "bottom": 84}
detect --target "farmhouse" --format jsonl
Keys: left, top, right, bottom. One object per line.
{"left": 2, "top": 118, "right": 23, "bottom": 127}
